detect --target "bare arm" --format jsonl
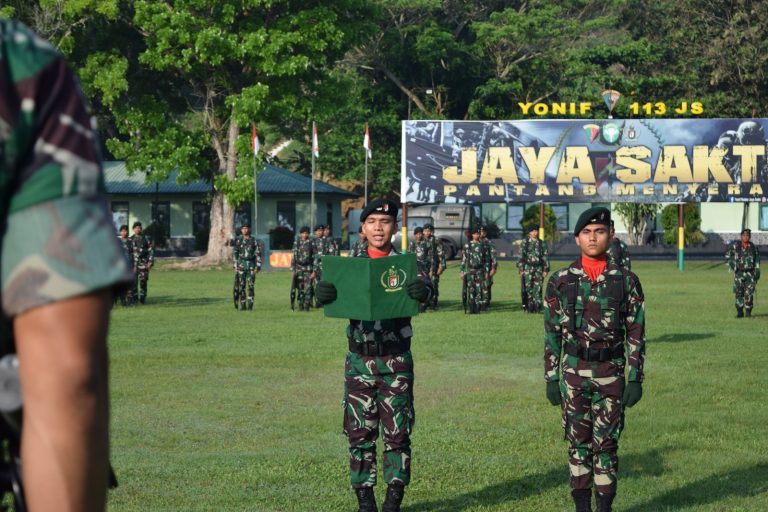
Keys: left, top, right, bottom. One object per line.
{"left": 14, "top": 289, "right": 112, "bottom": 512}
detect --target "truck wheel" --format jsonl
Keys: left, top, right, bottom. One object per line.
{"left": 442, "top": 241, "right": 456, "bottom": 260}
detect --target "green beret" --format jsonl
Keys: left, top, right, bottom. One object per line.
{"left": 314, "top": 224, "right": 324, "bottom": 231}
{"left": 413, "top": 226, "right": 423, "bottom": 234}
{"left": 742, "top": 228, "right": 751, "bottom": 235}
{"left": 423, "top": 223, "right": 434, "bottom": 230}
{"left": 526, "top": 223, "right": 539, "bottom": 233}
{"left": 574, "top": 207, "right": 611, "bottom": 235}
{"left": 299, "top": 226, "right": 310, "bottom": 234}
{"left": 360, "top": 198, "right": 398, "bottom": 222}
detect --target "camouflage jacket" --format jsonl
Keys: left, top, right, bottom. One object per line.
{"left": 292, "top": 238, "right": 315, "bottom": 271}
{"left": 725, "top": 240, "right": 760, "bottom": 274}
{"left": 347, "top": 247, "right": 434, "bottom": 348}
{"left": 131, "top": 234, "right": 155, "bottom": 268}
{"left": 119, "top": 236, "right": 133, "bottom": 263}
{"left": 425, "top": 234, "right": 445, "bottom": 273}
{"left": 407, "top": 239, "right": 432, "bottom": 275}
{"left": 544, "top": 259, "right": 646, "bottom": 383}
{"left": 607, "top": 238, "right": 631, "bottom": 270}
{"left": 460, "top": 240, "right": 488, "bottom": 272}
{"left": 350, "top": 239, "right": 368, "bottom": 257}
{"left": 233, "top": 235, "right": 262, "bottom": 270}
{"left": 482, "top": 238, "right": 498, "bottom": 272}
{"left": 323, "top": 236, "right": 340, "bottom": 256}
{"left": 517, "top": 237, "right": 549, "bottom": 273}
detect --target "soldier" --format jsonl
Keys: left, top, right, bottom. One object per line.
{"left": 517, "top": 223, "right": 549, "bottom": 313}
{"left": 130, "top": 221, "right": 155, "bottom": 304}
{"left": 312, "top": 224, "right": 326, "bottom": 306}
{"left": 422, "top": 224, "right": 445, "bottom": 310}
{"left": 725, "top": 228, "right": 761, "bottom": 317}
{"left": 291, "top": 226, "right": 316, "bottom": 311}
{"left": 350, "top": 226, "right": 368, "bottom": 257}
{"left": 116, "top": 225, "right": 135, "bottom": 305}
{"left": 544, "top": 207, "right": 646, "bottom": 512}
{"left": 460, "top": 225, "right": 488, "bottom": 314}
{"left": 607, "top": 220, "right": 631, "bottom": 270}
{"left": 479, "top": 226, "right": 497, "bottom": 309}
{"left": 232, "top": 223, "right": 262, "bottom": 311}
{"left": 323, "top": 225, "right": 340, "bottom": 256}
{"left": 314, "top": 199, "right": 432, "bottom": 512}
{"left": 408, "top": 227, "right": 431, "bottom": 312}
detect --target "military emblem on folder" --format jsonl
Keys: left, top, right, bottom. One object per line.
{"left": 381, "top": 266, "right": 407, "bottom": 292}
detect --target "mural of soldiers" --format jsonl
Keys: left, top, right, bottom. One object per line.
{"left": 314, "top": 199, "right": 432, "bottom": 512}
{"left": 408, "top": 227, "right": 431, "bottom": 312}
{"left": 725, "top": 228, "right": 761, "bottom": 317}
{"left": 232, "top": 223, "right": 262, "bottom": 311}
{"left": 291, "top": 226, "right": 316, "bottom": 311}
{"left": 423, "top": 224, "right": 445, "bottom": 310}
{"left": 350, "top": 226, "right": 368, "bottom": 257}
{"left": 544, "top": 207, "right": 646, "bottom": 512}
{"left": 116, "top": 225, "right": 135, "bottom": 305}
{"left": 130, "top": 221, "right": 155, "bottom": 304}
{"left": 479, "top": 226, "right": 497, "bottom": 309}
{"left": 517, "top": 223, "right": 549, "bottom": 313}
{"left": 607, "top": 220, "right": 631, "bottom": 270}
{"left": 460, "top": 225, "right": 488, "bottom": 314}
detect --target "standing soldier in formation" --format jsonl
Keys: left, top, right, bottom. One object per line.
{"left": 725, "top": 228, "right": 760, "bottom": 317}
{"left": 116, "top": 225, "right": 135, "bottom": 305}
{"left": 312, "top": 224, "right": 326, "bottom": 306}
{"left": 479, "top": 226, "right": 497, "bottom": 309}
{"left": 423, "top": 224, "right": 446, "bottom": 310}
{"left": 460, "top": 225, "right": 489, "bottom": 314}
{"left": 408, "top": 227, "right": 431, "bottom": 312}
{"left": 351, "top": 226, "right": 368, "bottom": 257}
{"left": 543, "top": 207, "right": 646, "bottom": 512}
{"left": 517, "top": 223, "right": 549, "bottom": 313}
{"left": 130, "top": 221, "right": 155, "bottom": 304}
{"left": 292, "top": 226, "right": 316, "bottom": 311}
{"left": 232, "top": 223, "right": 262, "bottom": 311}
{"left": 607, "top": 220, "right": 631, "bottom": 270}
{"left": 314, "top": 199, "right": 432, "bottom": 512}
{"left": 323, "top": 225, "right": 340, "bottom": 256}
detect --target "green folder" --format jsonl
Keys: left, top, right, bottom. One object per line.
{"left": 322, "top": 254, "right": 419, "bottom": 320}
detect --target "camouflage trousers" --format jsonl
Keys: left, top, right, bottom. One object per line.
{"left": 134, "top": 266, "right": 150, "bottom": 302}
{"left": 733, "top": 270, "right": 758, "bottom": 309}
{"left": 560, "top": 372, "right": 624, "bottom": 495}
{"left": 115, "top": 273, "right": 135, "bottom": 305}
{"left": 295, "top": 267, "right": 313, "bottom": 310}
{"left": 464, "top": 269, "right": 486, "bottom": 313}
{"left": 431, "top": 273, "right": 441, "bottom": 308}
{"left": 521, "top": 270, "right": 544, "bottom": 312}
{"left": 235, "top": 267, "right": 256, "bottom": 310}
{"left": 343, "top": 351, "right": 415, "bottom": 488}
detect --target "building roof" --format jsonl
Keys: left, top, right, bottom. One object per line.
{"left": 104, "top": 161, "right": 357, "bottom": 198}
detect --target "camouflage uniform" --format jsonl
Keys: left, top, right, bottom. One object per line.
{"left": 291, "top": 237, "right": 315, "bottom": 310}
{"left": 117, "top": 236, "right": 135, "bottom": 305}
{"left": 130, "top": 233, "right": 154, "bottom": 303}
{"left": 350, "top": 238, "right": 368, "bottom": 257}
{"left": 725, "top": 240, "right": 760, "bottom": 314}
{"left": 232, "top": 235, "right": 262, "bottom": 310}
{"left": 0, "top": 19, "right": 132, "bottom": 340}
{"left": 408, "top": 238, "right": 432, "bottom": 312}
{"left": 607, "top": 238, "right": 631, "bottom": 270}
{"left": 312, "top": 234, "right": 325, "bottom": 305}
{"left": 460, "top": 240, "right": 488, "bottom": 314}
{"left": 343, "top": 248, "right": 434, "bottom": 490}
{"left": 425, "top": 234, "right": 446, "bottom": 309}
{"left": 544, "top": 260, "right": 646, "bottom": 497}
{"left": 517, "top": 237, "right": 549, "bottom": 313}
{"left": 481, "top": 237, "right": 497, "bottom": 308}
{"left": 324, "top": 235, "right": 340, "bottom": 257}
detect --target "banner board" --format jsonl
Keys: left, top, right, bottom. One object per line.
{"left": 401, "top": 119, "right": 768, "bottom": 203}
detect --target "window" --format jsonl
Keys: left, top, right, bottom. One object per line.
{"left": 151, "top": 201, "right": 171, "bottom": 238}
{"left": 235, "top": 203, "right": 252, "bottom": 231}
{"left": 192, "top": 201, "right": 210, "bottom": 236}
{"left": 276, "top": 201, "right": 296, "bottom": 233}
{"left": 111, "top": 201, "right": 129, "bottom": 232}
{"left": 507, "top": 204, "right": 525, "bottom": 230}
{"left": 760, "top": 204, "right": 768, "bottom": 230}
{"left": 551, "top": 203, "right": 569, "bottom": 231}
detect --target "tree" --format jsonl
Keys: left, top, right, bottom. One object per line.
{"left": 660, "top": 204, "right": 707, "bottom": 246}
{"left": 613, "top": 203, "right": 660, "bottom": 245}
{"left": 521, "top": 204, "right": 560, "bottom": 243}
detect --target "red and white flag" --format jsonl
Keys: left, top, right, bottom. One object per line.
{"left": 251, "top": 124, "right": 260, "bottom": 156}
{"left": 312, "top": 122, "right": 319, "bottom": 158}
{"left": 363, "top": 123, "right": 372, "bottom": 159}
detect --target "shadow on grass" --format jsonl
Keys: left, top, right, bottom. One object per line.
{"left": 652, "top": 332, "right": 717, "bottom": 343}
{"left": 404, "top": 449, "right": 665, "bottom": 512}
{"left": 145, "top": 295, "right": 225, "bottom": 307}
{"left": 624, "top": 462, "right": 768, "bottom": 512}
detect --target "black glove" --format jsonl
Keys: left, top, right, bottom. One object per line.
{"left": 406, "top": 279, "right": 429, "bottom": 302}
{"left": 622, "top": 381, "right": 643, "bottom": 408}
{"left": 315, "top": 281, "right": 337, "bottom": 305}
{"left": 546, "top": 380, "right": 561, "bottom": 406}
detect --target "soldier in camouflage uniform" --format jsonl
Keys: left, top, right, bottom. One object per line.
{"left": 232, "top": 223, "right": 262, "bottom": 311}
{"left": 0, "top": 19, "right": 133, "bottom": 510}
{"left": 460, "top": 225, "right": 489, "bottom": 314}
{"left": 116, "top": 225, "right": 135, "bottom": 305}
{"left": 351, "top": 226, "right": 368, "bottom": 257}
{"left": 311, "top": 224, "right": 325, "bottom": 306}
{"left": 607, "top": 220, "right": 631, "bottom": 270}
{"left": 130, "top": 221, "right": 155, "bottom": 304}
{"left": 423, "top": 224, "right": 446, "bottom": 310}
{"left": 323, "top": 225, "right": 340, "bottom": 256}
{"left": 544, "top": 207, "right": 646, "bottom": 512}
{"left": 479, "top": 226, "right": 497, "bottom": 310}
{"left": 315, "top": 199, "right": 432, "bottom": 512}
{"left": 517, "top": 223, "right": 549, "bottom": 313}
{"left": 725, "top": 228, "right": 760, "bottom": 317}
{"left": 408, "top": 227, "right": 431, "bottom": 312}
{"left": 291, "top": 226, "right": 316, "bottom": 311}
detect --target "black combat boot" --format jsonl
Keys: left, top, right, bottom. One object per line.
{"left": 382, "top": 484, "right": 404, "bottom": 512}
{"left": 736, "top": 306, "right": 744, "bottom": 318}
{"left": 571, "top": 488, "right": 591, "bottom": 512}
{"left": 354, "top": 486, "right": 378, "bottom": 512}
{"left": 595, "top": 492, "right": 615, "bottom": 512}
{"left": 746, "top": 308, "right": 752, "bottom": 317}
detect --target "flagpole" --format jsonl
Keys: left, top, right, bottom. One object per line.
{"left": 311, "top": 122, "right": 316, "bottom": 228}
{"left": 364, "top": 151, "right": 368, "bottom": 207}
{"left": 253, "top": 152, "right": 258, "bottom": 235}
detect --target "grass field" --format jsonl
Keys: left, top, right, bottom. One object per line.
{"left": 106, "top": 259, "right": 767, "bottom": 512}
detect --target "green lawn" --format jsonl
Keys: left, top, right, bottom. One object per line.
{"left": 107, "top": 260, "right": 768, "bottom": 511}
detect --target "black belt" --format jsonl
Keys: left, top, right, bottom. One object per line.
{"left": 348, "top": 338, "right": 411, "bottom": 356}
{"left": 564, "top": 343, "right": 624, "bottom": 362}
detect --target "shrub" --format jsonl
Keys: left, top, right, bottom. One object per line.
{"left": 659, "top": 204, "right": 707, "bottom": 246}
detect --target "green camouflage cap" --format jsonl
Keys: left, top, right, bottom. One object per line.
{"left": 574, "top": 206, "right": 611, "bottom": 235}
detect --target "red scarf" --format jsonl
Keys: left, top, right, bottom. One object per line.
{"left": 367, "top": 246, "right": 390, "bottom": 259}
{"left": 742, "top": 241, "right": 749, "bottom": 249}
{"left": 581, "top": 254, "right": 607, "bottom": 282}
